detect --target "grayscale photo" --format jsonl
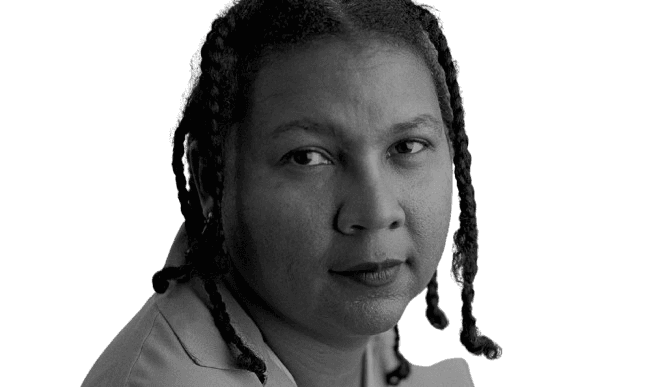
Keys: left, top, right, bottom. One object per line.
{"left": 2, "top": 1, "right": 642, "bottom": 386}
{"left": 82, "top": 0, "right": 503, "bottom": 387}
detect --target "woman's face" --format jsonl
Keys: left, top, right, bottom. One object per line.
{"left": 220, "top": 39, "right": 453, "bottom": 340}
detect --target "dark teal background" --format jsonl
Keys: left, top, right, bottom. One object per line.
{"left": 0, "top": 0, "right": 645, "bottom": 387}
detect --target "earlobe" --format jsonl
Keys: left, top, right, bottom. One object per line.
{"left": 187, "top": 140, "right": 215, "bottom": 217}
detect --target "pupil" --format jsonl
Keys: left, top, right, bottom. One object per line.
{"left": 294, "top": 152, "right": 312, "bottom": 164}
{"left": 397, "top": 142, "right": 412, "bottom": 153}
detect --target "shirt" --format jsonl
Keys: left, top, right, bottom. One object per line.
{"left": 81, "top": 279, "right": 475, "bottom": 387}
{"left": 81, "top": 225, "right": 476, "bottom": 387}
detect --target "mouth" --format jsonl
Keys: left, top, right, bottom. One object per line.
{"left": 329, "top": 260, "right": 404, "bottom": 288}
{"left": 329, "top": 259, "right": 404, "bottom": 274}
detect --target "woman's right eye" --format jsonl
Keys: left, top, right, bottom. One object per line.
{"left": 283, "top": 149, "right": 332, "bottom": 166}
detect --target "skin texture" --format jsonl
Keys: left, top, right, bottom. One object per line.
{"left": 194, "top": 38, "right": 453, "bottom": 387}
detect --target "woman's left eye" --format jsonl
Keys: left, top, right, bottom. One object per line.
{"left": 388, "top": 140, "right": 429, "bottom": 156}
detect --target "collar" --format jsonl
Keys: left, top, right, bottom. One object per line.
{"left": 156, "top": 275, "right": 301, "bottom": 377}
{"left": 158, "top": 223, "right": 298, "bottom": 385}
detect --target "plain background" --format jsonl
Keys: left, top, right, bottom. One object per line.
{"left": 1, "top": 0, "right": 644, "bottom": 386}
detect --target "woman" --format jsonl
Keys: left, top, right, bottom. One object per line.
{"left": 82, "top": 0, "right": 502, "bottom": 385}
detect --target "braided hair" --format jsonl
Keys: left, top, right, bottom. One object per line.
{"left": 152, "top": 0, "right": 502, "bottom": 385}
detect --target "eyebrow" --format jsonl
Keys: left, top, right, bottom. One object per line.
{"left": 270, "top": 113, "right": 443, "bottom": 140}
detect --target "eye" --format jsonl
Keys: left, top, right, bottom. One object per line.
{"left": 388, "top": 140, "right": 429, "bottom": 157}
{"left": 283, "top": 149, "right": 332, "bottom": 166}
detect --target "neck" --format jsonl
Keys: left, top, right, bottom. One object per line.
{"left": 222, "top": 271, "right": 368, "bottom": 387}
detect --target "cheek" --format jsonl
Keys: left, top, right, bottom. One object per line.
{"left": 232, "top": 173, "right": 335, "bottom": 288}
{"left": 405, "top": 166, "right": 453, "bottom": 273}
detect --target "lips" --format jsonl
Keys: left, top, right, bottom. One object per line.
{"left": 330, "top": 259, "right": 404, "bottom": 273}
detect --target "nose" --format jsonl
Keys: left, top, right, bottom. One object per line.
{"left": 335, "top": 167, "right": 406, "bottom": 235}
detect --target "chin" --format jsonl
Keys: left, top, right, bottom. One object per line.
{"left": 335, "top": 296, "right": 409, "bottom": 337}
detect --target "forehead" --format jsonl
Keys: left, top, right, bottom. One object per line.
{"left": 254, "top": 38, "right": 434, "bottom": 103}
{"left": 242, "top": 38, "right": 440, "bottom": 143}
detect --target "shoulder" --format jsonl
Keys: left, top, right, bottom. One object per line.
{"left": 81, "top": 282, "right": 260, "bottom": 387}
{"left": 404, "top": 358, "right": 475, "bottom": 387}
{"left": 369, "top": 329, "right": 475, "bottom": 387}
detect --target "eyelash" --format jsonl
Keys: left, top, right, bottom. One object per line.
{"left": 282, "top": 139, "right": 431, "bottom": 167}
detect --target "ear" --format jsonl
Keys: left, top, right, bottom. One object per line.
{"left": 187, "top": 140, "right": 215, "bottom": 217}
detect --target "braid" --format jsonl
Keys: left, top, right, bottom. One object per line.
{"left": 202, "top": 277, "right": 268, "bottom": 384}
{"left": 153, "top": 2, "right": 501, "bottom": 386}
{"left": 152, "top": 264, "right": 194, "bottom": 293}
{"left": 412, "top": 3, "right": 502, "bottom": 360}
{"left": 425, "top": 271, "right": 449, "bottom": 329}
{"left": 385, "top": 324, "right": 411, "bottom": 385}
{"left": 153, "top": 4, "right": 269, "bottom": 384}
